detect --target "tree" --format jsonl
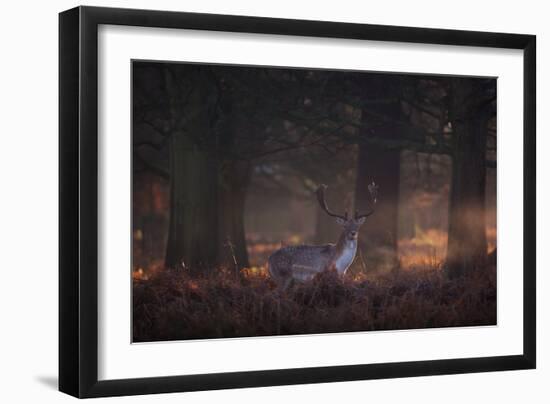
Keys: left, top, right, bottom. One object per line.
{"left": 216, "top": 82, "right": 252, "bottom": 269}
{"left": 354, "top": 77, "right": 404, "bottom": 271}
{"left": 163, "top": 65, "right": 221, "bottom": 270}
{"left": 445, "top": 78, "right": 494, "bottom": 278}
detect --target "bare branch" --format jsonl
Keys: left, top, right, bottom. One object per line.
{"left": 134, "top": 140, "right": 166, "bottom": 151}
{"left": 133, "top": 152, "right": 169, "bottom": 180}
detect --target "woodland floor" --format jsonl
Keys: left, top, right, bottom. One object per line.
{"left": 132, "top": 264, "right": 496, "bottom": 342}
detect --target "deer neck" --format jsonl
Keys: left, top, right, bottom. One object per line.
{"left": 332, "top": 232, "right": 357, "bottom": 274}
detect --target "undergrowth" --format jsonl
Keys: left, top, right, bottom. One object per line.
{"left": 133, "top": 266, "right": 496, "bottom": 342}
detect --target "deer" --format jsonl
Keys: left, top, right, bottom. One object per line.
{"left": 268, "top": 182, "right": 378, "bottom": 291}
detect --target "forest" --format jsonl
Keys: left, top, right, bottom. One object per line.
{"left": 131, "top": 61, "right": 497, "bottom": 342}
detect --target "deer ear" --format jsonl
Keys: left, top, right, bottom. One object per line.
{"left": 335, "top": 217, "right": 346, "bottom": 226}
{"left": 356, "top": 217, "right": 366, "bottom": 225}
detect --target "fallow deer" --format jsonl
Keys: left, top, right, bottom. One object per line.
{"left": 268, "top": 183, "right": 377, "bottom": 290}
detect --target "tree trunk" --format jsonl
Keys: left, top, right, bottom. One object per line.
{"left": 164, "top": 67, "right": 220, "bottom": 271}
{"left": 165, "top": 133, "right": 219, "bottom": 270}
{"left": 215, "top": 85, "right": 253, "bottom": 270}
{"left": 218, "top": 160, "right": 251, "bottom": 269}
{"left": 446, "top": 78, "right": 489, "bottom": 278}
{"left": 355, "top": 90, "right": 402, "bottom": 272}
{"left": 355, "top": 143, "right": 400, "bottom": 272}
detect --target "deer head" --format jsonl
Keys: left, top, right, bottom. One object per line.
{"left": 316, "top": 183, "right": 377, "bottom": 241}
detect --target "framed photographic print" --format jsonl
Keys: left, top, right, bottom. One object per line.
{"left": 59, "top": 6, "right": 536, "bottom": 398}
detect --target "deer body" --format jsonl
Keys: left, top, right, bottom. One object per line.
{"left": 268, "top": 236, "right": 357, "bottom": 283}
{"left": 268, "top": 183, "right": 377, "bottom": 290}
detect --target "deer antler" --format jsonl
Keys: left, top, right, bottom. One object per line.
{"left": 355, "top": 181, "right": 378, "bottom": 220}
{"left": 316, "top": 184, "right": 348, "bottom": 220}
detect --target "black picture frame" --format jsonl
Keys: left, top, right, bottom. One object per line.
{"left": 59, "top": 5, "right": 536, "bottom": 398}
